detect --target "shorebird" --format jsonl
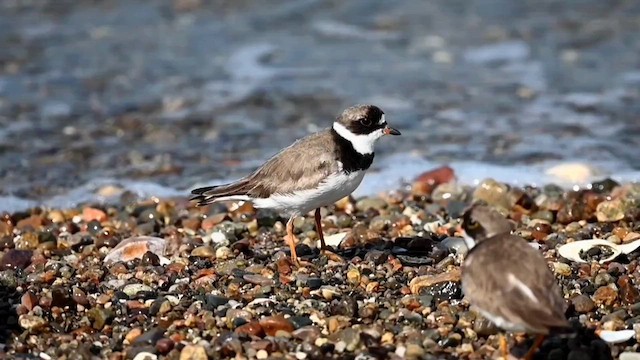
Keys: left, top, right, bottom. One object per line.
{"left": 458, "top": 204, "right": 569, "bottom": 359}
{"left": 191, "top": 104, "right": 400, "bottom": 264}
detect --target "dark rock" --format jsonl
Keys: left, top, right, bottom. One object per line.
{"left": 419, "top": 281, "right": 462, "bottom": 304}
{"left": 571, "top": 294, "right": 595, "bottom": 313}
{"left": 205, "top": 295, "right": 229, "bottom": 309}
{"left": 289, "top": 316, "right": 313, "bottom": 329}
{"left": 0, "top": 249, "right": 33, "bottom": 270}
{"left": 363, "top": 250, "right": 388, "bottom": 265}
{"left": 133, "top": 327, "right": 165, "bottom": 346}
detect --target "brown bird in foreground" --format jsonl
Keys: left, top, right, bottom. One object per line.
{"left": 458, "top": 204, "right": 570, "bottom": 359}
{"left": 191, "top": 105, "right": 400, "bottom": 264}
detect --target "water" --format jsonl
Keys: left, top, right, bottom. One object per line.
{"left": 1, "top": 0, "right": 639, "bottom": 212}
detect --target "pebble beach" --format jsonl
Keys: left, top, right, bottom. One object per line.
{"left": 1, "top": 171, "right": 640, "bottom": 360}
{"left": 2, "top": 0, "right": 640, "bottom": 359}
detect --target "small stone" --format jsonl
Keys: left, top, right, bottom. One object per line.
{"left": 440, "top": 237, "right": 469, "bottom": 255}
{"left": 620, "top": 352, "right": 640, "bottom": 360}
{"left": 210, "top": 231, "right": 228, "bottom": 244}
{"left": 363, "top": 250, "right": 388, "bottom": 264}
{"left": 571, "top": 294, "right": 596, "bottom": 313}
{"left": 155, "top": 338, "right": 174, "bottom": 355}
{"left": 16, "top": 215, "right": 45, "bottom": 231}
{"left": 19, "top": 314, "right": 47, "bottom": 331}
{"left": 256, "top": 350, "right": 268, "bottom": 360}
{"left": 243, "top": 274, "right": 274, "bottom": 286}
{"left": 201, "top": 214, "right": 227, "bottom": 231}
{"left": 132, "top": 352, "right": 158, "bottom": 360}
{"left": 473, "top": 315, "right": 499, "bottom": 336}
{"left": 179, "top": 345, "right": 207, "bottom": 360}
{"left": 21, "top": 291, "right": 37, "bottom": 311}
{"left": 15, "top": 233, "right": 39, "bottom": 250}
{"left": 190, "top": 245, "right": 215, "bottom": 258}
{"left": 412, "top": 166, "right": 455, "bottom": 196}
{"left": 47, "top": 210, "right": 66, "bottom": 223}
{"left": 292, "top": 326, "right": 321, "bottom": 342}
{"left": 607, "top": 235, "right": 622, "bottom": 244}
{"left": 405, "top": 343, "right": 425, "bottom": 358}
{"left": 104, "top": 236, "right": 166, "bottom": 263}
{"left": 83, "top": 207, "right": 108, "bottom": 223}
{"left": 259, "top": 315, "right": 294, "bottom": 336}
{"left": 594, "top": 273, "right": 614, "bottom": 286}
{"left": 289, "top": 316, "right": 313, "bottom": 329}
{"left": 552, "top": 262, "right": 572, "bottom": 277}
{"left": 333, "top": 328, "right": 360, "bottom": 352}
{"left": 122, "top": 284, "right": 154, "bottom": 298}
{"left": 355, "top": 197, "right": 388, "bottom": 211}
{"left": 235, "top": 321, "right": 265, "bottom": 337}
{"left": 216, "top": 246, "right": 232, "bottom": 260}
{"left": 618, "top": 276, "right": 640, "bottom": 305}
{"left": 623, "top": 232, "right": 640, "bottom": 243}
{"left": 206, "top": 295, "right": 229, "bottom": 308}
{"left": 596, "top": 200, "right": 626, "bottom": 222}
{"left": 0, "top": 249, "right": 33, "bottom": 270}
{"left": 88, "top": 308, "right": 115, "bottom": 329}
{"left": 472, "top": 179, "right": 510, "bottom": 211}
{"left": 346, "top": 268, "right": 361, "bottom": 286}
{"left": 125, "top": 328, "right": 143, "bottom": 343}
{"left": 593, "top": 286, "right": 618, "bottom": 307}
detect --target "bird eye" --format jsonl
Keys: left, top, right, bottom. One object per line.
{"left": 466, "top": 220, "right": 480, "bottom": 230}
{"left": 359, "top": 118, "right": 372, "bottom": 126}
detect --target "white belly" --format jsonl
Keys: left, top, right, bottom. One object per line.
{"left": 252, "top": 171, "right": 366, "bottom": 217}
{"left": 476, "top": 308, "right": 530, "bottom": 333}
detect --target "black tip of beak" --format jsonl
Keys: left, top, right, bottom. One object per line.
{"left": 386, "top": 127, "right": 401, "bottom": 136}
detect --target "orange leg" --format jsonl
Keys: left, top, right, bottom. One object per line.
{"left": 314, "top": 208, "right": 326, "bottom": 250}
{"left": 314, "top": 208, "right": 343, "bottom": 262}
{"left": 285, "top": 216, "right": 299, "bottom": 265}
{"left": 500, "top": 334, "right": 509, "bottom": 359}
{"left": 523, "top": 335, "right": 545, "bottom": 360}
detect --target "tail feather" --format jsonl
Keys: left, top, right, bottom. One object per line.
{"left": 190, "top": 178, "right": 253, "bottom": 206}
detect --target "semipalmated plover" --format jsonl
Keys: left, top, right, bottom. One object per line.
{"left": 191, "top": 104, "right": 400, "bottom": 264}
{"left": 459, "top": 204, "right": 569, "bottom": 359}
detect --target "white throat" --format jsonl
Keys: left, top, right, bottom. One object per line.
{"left": 332, "top": 121, "right": 383, "bottom": 155}
{"left": 461, "top": 231, "right": 477, "bottom": 250}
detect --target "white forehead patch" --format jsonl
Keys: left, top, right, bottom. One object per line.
{"left": 378, "top": 114, "right": 386, "bottom": 125}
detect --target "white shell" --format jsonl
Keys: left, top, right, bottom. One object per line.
{"left": 617, "top": 239, "right": 640, "bottom": 255}
{"left": 557, "top": 239, "right": 621, "bottom": 264}
{"left": 321, "top": 232, "right": 349, "bottom": 247}
{"left": 597, "top": 329, "right": 635, "bottom": 344}
{"left": 558, "top": 238, "right": 640, "bottom": 264}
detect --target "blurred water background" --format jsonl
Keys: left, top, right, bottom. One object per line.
{"left": 1, "top": 0, "right": 639, "bottom": 211}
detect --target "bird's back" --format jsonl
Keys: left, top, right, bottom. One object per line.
{"left": 462, "top": 235, "right": 569, "bottom": 334}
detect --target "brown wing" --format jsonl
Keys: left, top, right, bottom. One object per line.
{"left": 462, "top": 235, "right": 569, "bottom": 334}
{"left": 190, "top": 131, "right": 339, "bottom": 204}
{"left": 246, "top": 130, "right": 340, "bottom": 198}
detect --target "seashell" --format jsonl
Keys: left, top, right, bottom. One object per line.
{"left": 596, "top": 329, "right": 635, "bottom": 344}
{"left": 557, "top": 239, "right": 621, "bottom": 264}
{"left": 247, "top": 298, "right": 276, "bottom": 307}
{"left": 322, "top": 232, "right": 349, "bottom": 247}
{"left": 558, "top": 238, "right": 640, "bottom": 264}
{"left": 104, "top": 236, "right": 167, "bottom": 264}
{"left": 617, "top": 239, "right": 640, "bottom": 255}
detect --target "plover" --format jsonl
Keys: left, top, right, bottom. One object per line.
{"left": 459, "top": 204, "right": 569, "bottom": 359}
{"left": 191, "top": 104, "right": 400, "bottom": 264}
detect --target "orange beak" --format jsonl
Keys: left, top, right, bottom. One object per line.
{"left": 383, "top": 126, "right": 401, "bottom": 135}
